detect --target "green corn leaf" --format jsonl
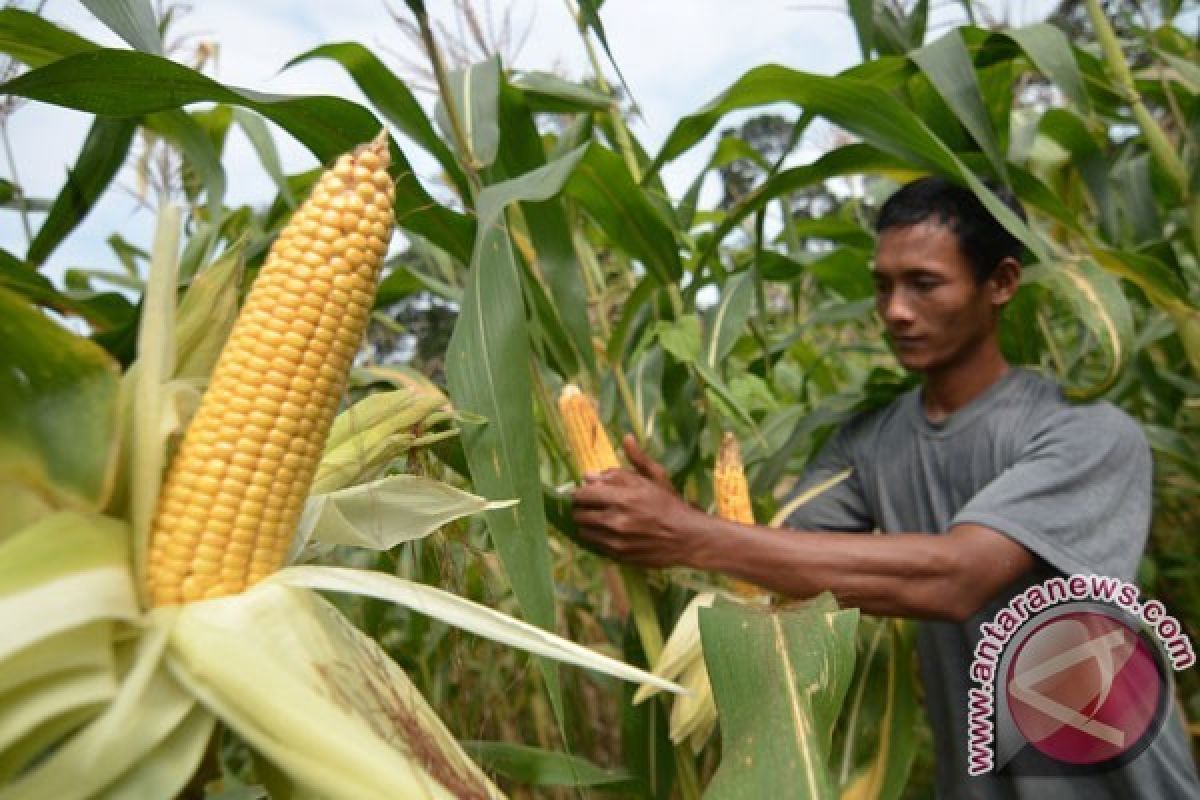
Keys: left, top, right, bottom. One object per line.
{"left": 1035, "top": 109, "right": 1117, "bottom": 239}
{"left": 700, "top": 594, "right": 859, "bottom": 799}
{"left": 80, "top": 0, "right": 163, "bottom": 56}
{"left": 0, "top": 49, "right": 474, "bottom": 261}
{"left": 0, "top": 287, "right": 121, "bottom": 511}
{"left": 446, "top": 145, "right": 590, "bottom": 730}
{"left": 496, "top": 77, "right": 595, "bottom": 374}
{"left": 655, "top": 315, "right": 756, "bottom": 430}
{"left": 653, "top": 66, "right": 960, "bottom": 177}
{"left": 232, "top": 108, "right": 295, "bottom": 208}
{"left": 462, "top": 741, "right": 633, "bottom": 788}
{"left": 838, "top": 619, "right": 919, "bottom": 800}
{"left": 653, "top": 64, "right": 1045, "bottom": 266}
{"left": 700, "top": 144, "right": 914, "bottom": 268}
{"left": 26, "top": 115, "right": 138, "bottom": 267}
{"left": 0, "top": 619, "right": 114, "bottom": 698}
{"left": 705, "top": 270, "right": 756, "bottom": 370}
{"left": 510, "top": 71, "right": 611, "bottom": 112}
{"left": 998, "top": 24, "right": 1090, "bottom": 113}
{"left": 1026, "top": 258, "right": 1135, "bottom": 399}
{"left": 142, "top": 109, "right": 227, "bottom": 238}
{"left": 437, "top": 56, "right": 501, "bottom": 170}
{"left": 0, "top": 664, "right": 116, "bottom": 767}
{"left": 284, "top": 42, "right": 470, "bottom": 201}
{"left": 127, "top": 205, "right": 181, "bottom": 600}
{"left": 575, "top": 0, "right": 636, "bottom": 108}
{"left": 0, "top": 511, "right": 137, "bottom": 663}
{"left": 910, "top": 30, "right": 1007, "bottom": 179}
{"left": 0, "top": 8, "right": 98, "bottom": 68}
{"left": 566, "top": 145, "right": 683, "bottom": 285}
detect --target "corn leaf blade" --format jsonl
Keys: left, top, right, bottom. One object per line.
{"left": 269, "top": 566, "right": 683, "bottom": 694}
{"left": 0, "top": 288, "right": 121, "bottom": 512}
{"left": 700, "top": 594, "right": 859, "bottom": 799}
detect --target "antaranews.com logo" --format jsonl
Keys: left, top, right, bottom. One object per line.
{"left": 966, "top": 574, "right": 1195, "bottom": 776}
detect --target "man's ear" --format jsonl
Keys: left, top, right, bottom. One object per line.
{"left": 988, "top": 257, "right": 1021, "bottom": 307}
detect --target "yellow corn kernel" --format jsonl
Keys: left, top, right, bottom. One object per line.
{"left": 714, "top": 432, "right": 760, "bottom": 598}
{"left": 558, "top": 384, "right": 619, "bottom": 475}
{"left": 145, "top": 131, "right": 395, "bottom": 607}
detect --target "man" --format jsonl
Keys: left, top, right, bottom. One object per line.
{"left": 571, "top": 177, "right": 1199, "bottom": 797}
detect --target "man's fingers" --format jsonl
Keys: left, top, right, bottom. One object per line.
{"left": 572, "top": 508, "right": 615, "bottom": 529}
{"left": 572, "top": 475, "right": 625, "bottom": 507}
{"left": 621, "top": 434, "right": 670, "bottom": 486}
{"left": 574, "top": 526, "right": 618, "bottom": 556}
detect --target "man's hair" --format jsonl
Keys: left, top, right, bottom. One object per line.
{"left": 875, "top": 176, "right": 1027, "bottom": 283}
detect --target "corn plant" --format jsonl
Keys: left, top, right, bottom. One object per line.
{"left": 0, "top": 0, "right": 1195, "bottom": 796}
{"left": 0, "top": 49, "right": 679, "bottom": 800}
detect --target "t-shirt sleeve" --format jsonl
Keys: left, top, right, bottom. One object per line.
{"left": 781, "top": 424, "right": 875, "bottom": 533}
{"left": 950, "top": 404, "right": 1152, "bottom": 581}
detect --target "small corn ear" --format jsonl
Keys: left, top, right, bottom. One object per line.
{"left": 714, "top": 432, "right": 760, "bottom": 598}
{"left": 714, "top": 432, "right": 754, "bottom": 525}
{"left": 558, "top": 384, "right": 619, "bottom": 475}
{"left": 146, "top": 132, "right": 395, "bottom": 606}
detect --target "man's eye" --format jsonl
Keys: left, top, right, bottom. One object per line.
{"left": 912, "top": 278, "right": 940, "bottom": 290}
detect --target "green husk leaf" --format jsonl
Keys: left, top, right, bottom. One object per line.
{"left": 128, "top": 205, "right": 182, "bottom": 602}
{"left": 296, "top": 474, "right": 515, "bottom": 553}
{"left": 0, "top": 620, "right": 115, "bottom": 696}
{"left": 0, "top": 664, "right": 115, "bottom": 759}
{"left": 0, "top": 512, "right": 136, "bottom": 664}
{"left": 173, "top": 240, "right": 245, "bottom": 382}
{"left": 101, "top": 706, "right": 216, "bottom": 800}
{"left": 167, "top": 583, "right": 503, "bottom": 800}
{"left": 312, "top": 390, "right": 449, "bottom": 495}
{"left": 0, "top": 624, "right": 196, "bottom": 800}
{"left": 268, "top": 567, "right": 683, "bottom": 694}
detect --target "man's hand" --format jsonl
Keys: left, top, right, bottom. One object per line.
{"left": 620, "top": 434, "right": 674, "bottom": 493}
{"left": 571, "top": 436, "right": 705, "bottom": 569}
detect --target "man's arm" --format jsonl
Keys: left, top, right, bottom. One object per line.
{"left": 572, "top": 439, "right": 1035, "bottom": 622}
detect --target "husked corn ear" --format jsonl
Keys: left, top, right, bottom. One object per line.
{"left": 714, "top": 432, "right": 754, "bottom": 525}
{"left": 714, "top": 432, "right": 759, "bottom": 598}
{"left": 558, "top": 384, "right": 619, "bottom": 474}
{"left": 146, "top": 132, "right": 395, "bottom": 607}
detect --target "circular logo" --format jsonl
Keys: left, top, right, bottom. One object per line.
{"left": 1004, "top": 609, "right": 1168, "bottom": 767}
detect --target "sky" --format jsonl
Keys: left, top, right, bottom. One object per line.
{"left": 0, "top": 0, "right": 1061, "bottom": 284}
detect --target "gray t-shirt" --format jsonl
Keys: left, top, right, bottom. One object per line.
{"left": 783, "top": 367, "right": 1199, "bottom": 799}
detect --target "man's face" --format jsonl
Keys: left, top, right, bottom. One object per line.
{"left": 872, "top": 221, "right": 999, "bottom": 375}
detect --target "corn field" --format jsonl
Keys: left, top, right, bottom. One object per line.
{"left": 0, "top": 0, "right": 1197, "bottom": 797}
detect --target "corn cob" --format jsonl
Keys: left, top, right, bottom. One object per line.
{"left": 714, "top": 432, "right": 760, "bottom": 598}
{"left": 146, "top": 132, "right": 395, "bottom": 606}
{"left": 558, "top": 384, "right": 619, "bottom": 475}
{"left": 714, "top": 432, "right": 754, "bottom": 525}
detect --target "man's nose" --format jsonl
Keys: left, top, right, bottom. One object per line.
{"left": 879, "top": 289, "right": 916, "bottom": 326}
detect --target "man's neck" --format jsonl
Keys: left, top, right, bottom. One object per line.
{"left": 921, "top": 345, "right": 1010, "bottom": 423}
